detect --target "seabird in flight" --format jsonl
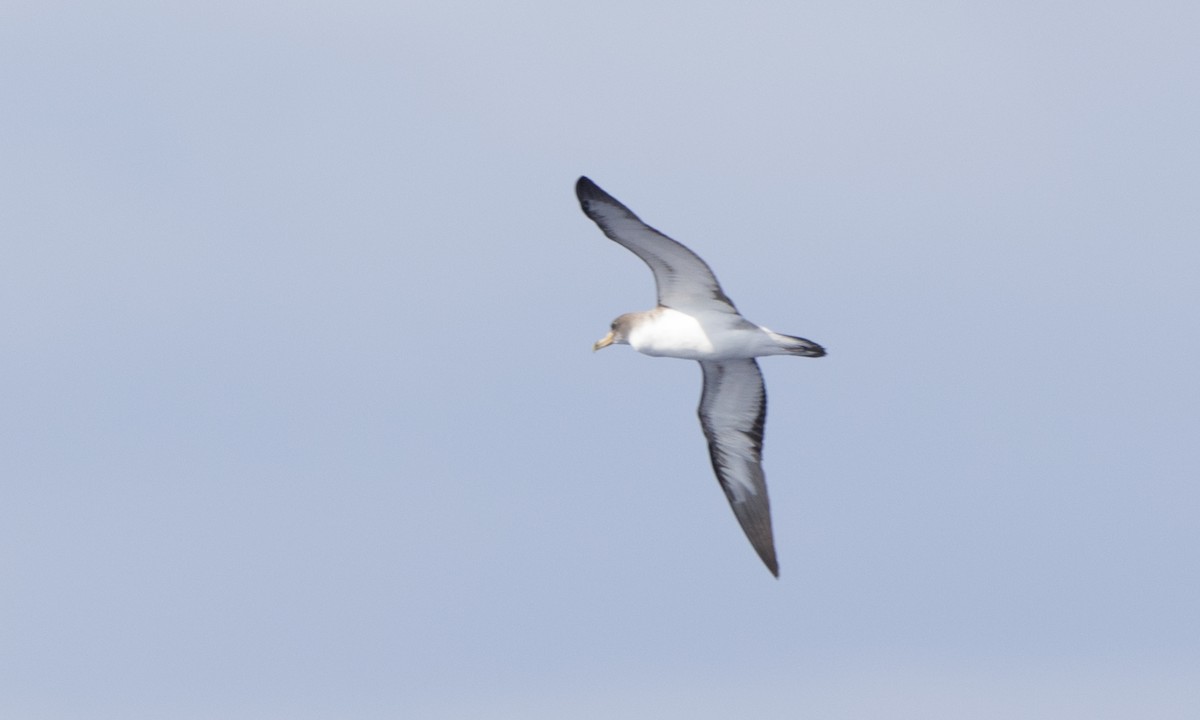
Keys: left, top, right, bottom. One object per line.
{"left": 576, "top": 176, "right": 825, "bottom": 577}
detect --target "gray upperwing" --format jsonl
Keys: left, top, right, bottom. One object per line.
{"left": 576, "top": 177, "right": 738, "bottom": 314}
{"left": 697, "top": 358, "right": 778, "bottom": 576}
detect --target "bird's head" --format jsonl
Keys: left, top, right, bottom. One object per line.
{"left": 593, "top": 313, "right": 638, "bottom": 352}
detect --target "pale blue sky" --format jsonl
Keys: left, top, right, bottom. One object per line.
{"left": 3, "top": 2, "right": 1198, "bottom": 718}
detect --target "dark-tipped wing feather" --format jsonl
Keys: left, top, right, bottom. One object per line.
{"left": 698, "top": 359, "right": 778, "bottom": 576}
{"left": 576, "top": 176, "right": 738, "bottom": 313}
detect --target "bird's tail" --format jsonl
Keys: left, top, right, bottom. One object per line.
{"left": 770, "top": 332, "right": 826, "bottom": 357}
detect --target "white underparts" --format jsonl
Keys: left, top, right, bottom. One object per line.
{"left": 626, "top": 307, "right": 794, "bottom": 361}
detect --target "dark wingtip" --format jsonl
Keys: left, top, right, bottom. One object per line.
{"left": 579, "top": 175, "right": 633, "bottom": 208}
{"left": 575, "top": 176, "right": 640, "bottom": 226}
{"left": 575, "top": 175, "right": 605, "bottom": 203}
{"left": 759, "top": 546, "right": 780, "bottom": 577}
{"left": 736, "top": 507, "right": 780, "bottom": 577}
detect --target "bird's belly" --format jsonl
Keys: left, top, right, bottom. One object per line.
{"left": 628, "top": 309, "right": 759, "bottom": 360}
{"left": 635, "top": 336, "right": 714, "bottom": 359}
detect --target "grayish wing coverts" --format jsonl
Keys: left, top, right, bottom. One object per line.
{"left": 698, "top": 359, "right": 778, "bottom": 576}
{"left": 575, "top": 177, "right": 738, "bottom": 313}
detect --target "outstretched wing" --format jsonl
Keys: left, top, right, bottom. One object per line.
{"left": 697, "top": 359, "right": 778, "bottom": 576}
{"left": 576, "top": 176, "right": 739, "bottom": 314}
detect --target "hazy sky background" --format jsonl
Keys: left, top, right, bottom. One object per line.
{"left": 3, "top": 2, "right": 1198, "bottom": 718}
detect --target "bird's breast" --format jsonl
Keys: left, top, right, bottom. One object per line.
{"left": 628, "top": 308, "right": 759, "bottom": 360}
